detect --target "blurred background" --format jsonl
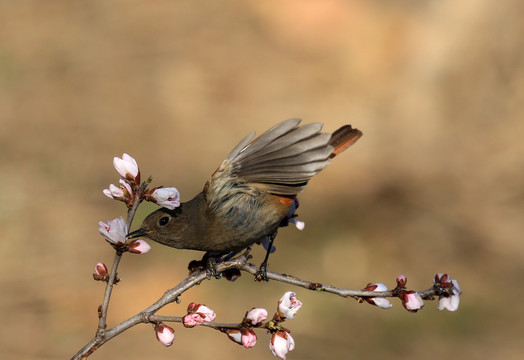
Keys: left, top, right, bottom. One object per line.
{"left": 1, "top": 1, "right": 523, "bottom": 359}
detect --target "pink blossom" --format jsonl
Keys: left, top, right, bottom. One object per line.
{"left": 241, "top": 329, "right": 257, "bottom": 348}
{"left": 269, "top": 330, "right": 295, "bottom": 359}
{"left": 400, "top": 291, "right": 425, "bottom": 312}
{"left": 150, "top": 187, "right": 180, "bottom": 210}
{"left": 154, "top": 324, "right": 175, "bottom": 347}
{"left": 113, "top": 153, "right": 139, "bottom": 181}
{"left": 245, "top": 308, "right": 268, "bottom": 325}
{"left": 363, "top": 283, "right": 392, "bottom": 309}
{"left": 278, "top": 292, "right": 302, "bottom": 319}
{"left": 127, "top": 239, "right": 152, "bottom": 254}
{"left": 97, "top": 217, "right": 127, "bottom": 245}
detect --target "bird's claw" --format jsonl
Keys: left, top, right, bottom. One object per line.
{"left": 206, "top": 257, "right": 222, "bottom": 279}
{"left": 254, "top": 264, "right": 269, "bottom": 282}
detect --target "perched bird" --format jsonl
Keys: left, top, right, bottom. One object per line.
{"left": 128, "top": 119, "right": 362, "bottom": 269}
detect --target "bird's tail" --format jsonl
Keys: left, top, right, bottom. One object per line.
{"left": 329, "top": 125, "right": 363, "bottom": 159}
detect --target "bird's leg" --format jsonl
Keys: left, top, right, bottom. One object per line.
{"left": 255, "top": 231, "right": 278, "bottom": 282}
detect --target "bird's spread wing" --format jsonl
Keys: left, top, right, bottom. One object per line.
{"left": 203, "top": 118, "right": 337, "bottom": 213}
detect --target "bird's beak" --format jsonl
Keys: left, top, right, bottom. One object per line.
{"left": 127, "top": 228, "right": 151, "bottom": 240}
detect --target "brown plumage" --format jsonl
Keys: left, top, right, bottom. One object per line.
{"left": 128, "top": 119, "right": 362, "bottom": 253}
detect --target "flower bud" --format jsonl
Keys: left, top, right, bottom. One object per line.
{"left": 127, "top": 239, "right": 152, "bottom": 254}
{"left": 399, "top": 290, "right": 424, "bottom": 312}
{"left": 103, "top": 183, "right": 124, "bottom": 199}
{"left": 363, "top": 283, "right": 392, "bottom": 309}
{"left": 269, "top": 330, "right": 295, "bottom": 359}
{"left": 113, "top": 153, "right": 140, "bottom": 182}
{"left": 150, "top": 187, "right": 180, "bottom": 210}
{"left": 396, "top": 274, "right": 407, "bottom": 288}
{"left": 226, "top": 329, "right": 243, "bottom": 344}
{"left": 154, "top": 323, "right": 175, "bottom": 347}
{"left": 245, "top": 308, "right": 268, "bottom": 326}
{"left": 278, "top": 292, "right": 302, "bottom": 319}
{"left": 103, "top": 179, "right": 133, "bottom": 202}
{"left": 241, "top": 329, "right": 257, "bottom": 348}
{"left": 93, "top": 262, "right": 108, "bottom": 281}
{"left": 98, "top": 217, "right": 127, "bottom": 245}
{"left": 183, "top": 302, "right": 216, "bottom": 327}
{"left": 183, "top": 313, "right": 204, "bottom": 328}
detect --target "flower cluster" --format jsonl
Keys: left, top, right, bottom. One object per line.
{"left": 103, "top": 153, "right": 180, "bottom": 210}
{"left": 97, "top": 153, "right": 183, "bottom": 255}
{"left": 223, "top": 291, "right": 302, "bottom": 359}
{"left": 360, "top": 274, "right": 462, "bottom": 313}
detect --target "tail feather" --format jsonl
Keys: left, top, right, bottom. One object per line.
{"left": 329, "top": 125, "right": 363, "bottom": 159}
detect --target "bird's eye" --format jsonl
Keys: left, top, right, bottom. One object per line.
{"left": 159, "top": 216, "right": 170, "bottom": 226}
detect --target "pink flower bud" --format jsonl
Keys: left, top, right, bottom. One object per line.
{"left": 103, "top": 184, "right": 124, "bottom": 199}
{"left": 278, "top": 292, "right": 302, "bottom": 319}
{"left": 400, "top": 291, "right": 424, "bottom": 312}
{"left": 94, "top": 262, "right": 107, "bottom": 275}
{"left": 396, "top": 274, "right": 407, "bottom": 288}
{"left": 269, "top": 330, "right": 295, "bottom": 359}
{"left": 195, "top": 304, "right": 216, "bottom": 322}
{"left": 183, "top": 303, "right": 216, "bottom": 327}
{"left": 154, "top": 323, "right": 175, "bottom": 347}
{"left": 113, "top": 153, "right": 140, "bottom": 182}
{"left": 245, "top": 308, "right": 268, "bottom": 325}
{"left": 183, "top": 313, "right": 204, "bottom": 327}
{"left": 98, "top": 217, "right": 127, "bottom": 245}
{"left": 93, "top": 262, "right": 108, "bottom": 281}
{"left": 241, "top": 329, "right": 257, "bottom": 348}
{"left": 363, "top": 283, "right": 392, "bottom": 309}
{"left": 150, "top": 187, "right": 180, "bottom": 210}
{"left": 103, "top": 180, "right": 133, "bottom": 201}
{"left": 127, "top": 239, "right": 152, "bottom": 254}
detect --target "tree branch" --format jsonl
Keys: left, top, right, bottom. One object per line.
{"left": 72, "top": 254, "right": 440, "bottom": 359}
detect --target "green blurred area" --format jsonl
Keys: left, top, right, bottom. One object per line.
{"left": 1, "top": 1, "right": 523, "bottom": 359}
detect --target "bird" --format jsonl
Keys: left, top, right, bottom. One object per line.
{"left": 127, "top": 119, "right": 362, "bottom": 276}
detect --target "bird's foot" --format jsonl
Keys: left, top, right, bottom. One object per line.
{"left": 205, "top": 257, "right": 222, "bottom": 279}
{"left": 254, "top": 263, "right": 269, "bottom": 282}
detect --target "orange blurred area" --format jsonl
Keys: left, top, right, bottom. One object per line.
{"left": 1, "top": 1, "right": 523, "bottom": 359}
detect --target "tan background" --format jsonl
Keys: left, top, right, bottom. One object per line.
{"left": 1, "top": 1, "right": 523, "bottom": 359}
